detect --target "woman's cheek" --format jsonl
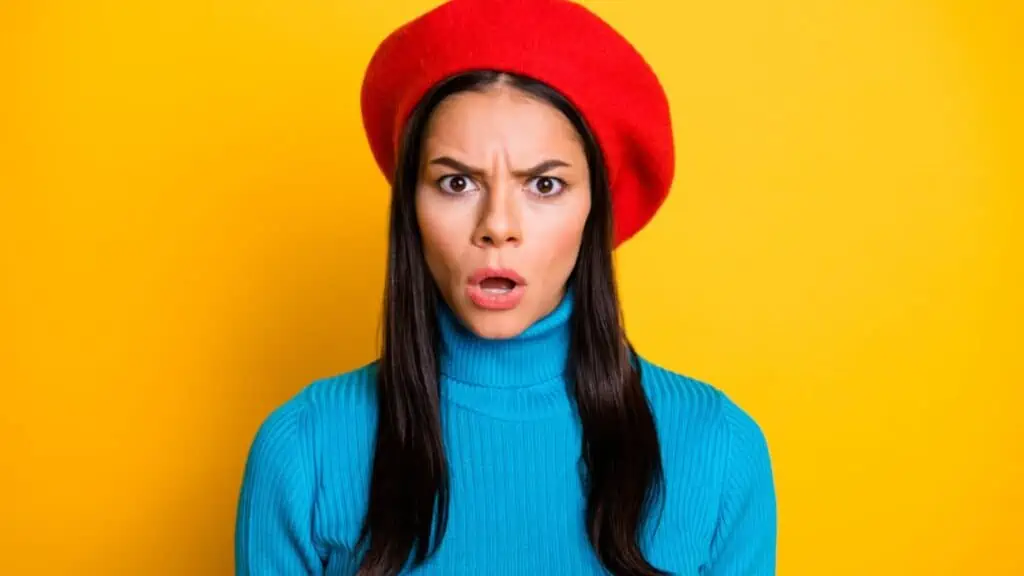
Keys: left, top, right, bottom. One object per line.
{"left": 541, "top": 220, "right": 585, "bottom": 281}
{"left": 417, "top": 206, "right": 458, "bottom": 291}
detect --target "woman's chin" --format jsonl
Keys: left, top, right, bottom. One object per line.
{"left": 456, "top": 306, "right": 532, "bottom": 341}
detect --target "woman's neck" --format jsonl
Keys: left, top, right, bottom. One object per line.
{"left": 436, "top": 291, "right": 573, "bottom": 390}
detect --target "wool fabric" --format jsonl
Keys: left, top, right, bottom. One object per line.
{"left": 360, "top": 0, "right": 675, "bottom": 247}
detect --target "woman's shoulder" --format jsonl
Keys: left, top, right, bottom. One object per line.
{"left": 242, "top": 361, "right": 379, "bottom": 471}
{"left": 636, "top": 356, "right": 777, "bottom": 565}
{"left": 237, "top": 362, "right": 380, "bottom": 562}
{"left": 636, "top": 355, "right": 770, "bottom": 469}
{"left": 637, "top": 356, "right": 746, "bottom": 419}
{"left": 300, "top": 359, "right": 380, "bottom": 421}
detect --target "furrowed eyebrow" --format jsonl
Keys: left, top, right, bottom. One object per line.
{"left": 428, "top": 156, "right": 482, "bottom": 176}
{"left": 427, "top": 157, "right": 571, "bottom": 178}
{"left": 512, "top": 159, "right": 571, "bottom": 178}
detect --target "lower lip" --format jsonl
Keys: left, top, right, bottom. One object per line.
{"left": 466, "top": 283, "right": 525, "bottom": 310}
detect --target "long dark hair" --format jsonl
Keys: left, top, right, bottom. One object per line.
{"left": 356, "top": 70, "right": 666, "bottom": 576}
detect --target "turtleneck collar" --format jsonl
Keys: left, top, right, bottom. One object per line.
{"left": 436, "top": 291, "right": 575, "bottom": 420}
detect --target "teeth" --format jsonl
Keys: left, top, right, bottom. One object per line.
{"left": 482, "top": 287, "right": 511, "bottom": 294}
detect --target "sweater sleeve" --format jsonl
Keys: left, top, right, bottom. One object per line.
{"left": 707, "top": 401, "right": 778, "bottom": 575}
{"left": 235, "top": 394, "right": 324, "bottom": 575}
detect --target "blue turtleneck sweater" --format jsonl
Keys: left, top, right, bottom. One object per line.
{"left": 235, "top": 294, "right": 777, "bottom": 574}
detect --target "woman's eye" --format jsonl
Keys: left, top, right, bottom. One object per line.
{"left": 437, "top": 174, "right": 478, "bottom": 195}
{"left": 527, "top": 176, "right": 566, "bottom": 197}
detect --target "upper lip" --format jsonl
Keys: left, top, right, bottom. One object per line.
{"left": 468, "top": 267, "right": 527, "bottom": 285}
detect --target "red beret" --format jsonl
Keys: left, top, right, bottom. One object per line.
{"left": 360, "top": 0, "right": 674, "bottom": 247}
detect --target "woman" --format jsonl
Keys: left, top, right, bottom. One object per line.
{"left": 235, "top": 0, "right": 776, "bottom": 574}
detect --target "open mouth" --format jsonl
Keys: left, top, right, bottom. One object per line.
{"left": 466, "top": 268, "right": 526, "bottom": 310}
{"left": 478, "top": 276, "right": 518, "bottom": 294}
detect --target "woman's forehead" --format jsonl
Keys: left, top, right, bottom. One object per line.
{"left": 421, "top": 86, "right": 584, "bottom": 159}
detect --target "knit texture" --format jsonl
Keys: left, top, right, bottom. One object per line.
{"left": 235, "top": 294, "right": 777, "bottom": 574}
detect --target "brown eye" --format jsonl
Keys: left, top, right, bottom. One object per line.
{"left": 438, "top": 174, "right": 479, "bottom": 195}
{"left": 527, "top": 176, "right": 566, "bottom": 197}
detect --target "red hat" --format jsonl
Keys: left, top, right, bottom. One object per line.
{"left": 360, "top": 0, "right": 674, "bottom": 247}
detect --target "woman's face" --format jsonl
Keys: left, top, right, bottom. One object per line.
{"left": 416, "top": 82, "right": 592, "bottom": 340}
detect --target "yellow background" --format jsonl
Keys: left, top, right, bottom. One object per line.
{"left": 2, "top": 0, "right": 1021, "bottom": 574}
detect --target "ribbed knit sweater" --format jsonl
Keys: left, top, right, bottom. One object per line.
{"left": 235, "top": 293, "right": 777, "bottom": 574}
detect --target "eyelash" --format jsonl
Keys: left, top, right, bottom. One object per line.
{"left": 436, "top": 174, "right": 479, "bottom": 195}
{"left": 527, "top": 176, "right": 567, "bottom": 197}
{"left": 435, "top": 174, "right": 568, "bottom": 197}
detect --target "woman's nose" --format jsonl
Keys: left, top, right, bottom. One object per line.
{"left": 473, "top": 179, "right": 522, "bottom": 248}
